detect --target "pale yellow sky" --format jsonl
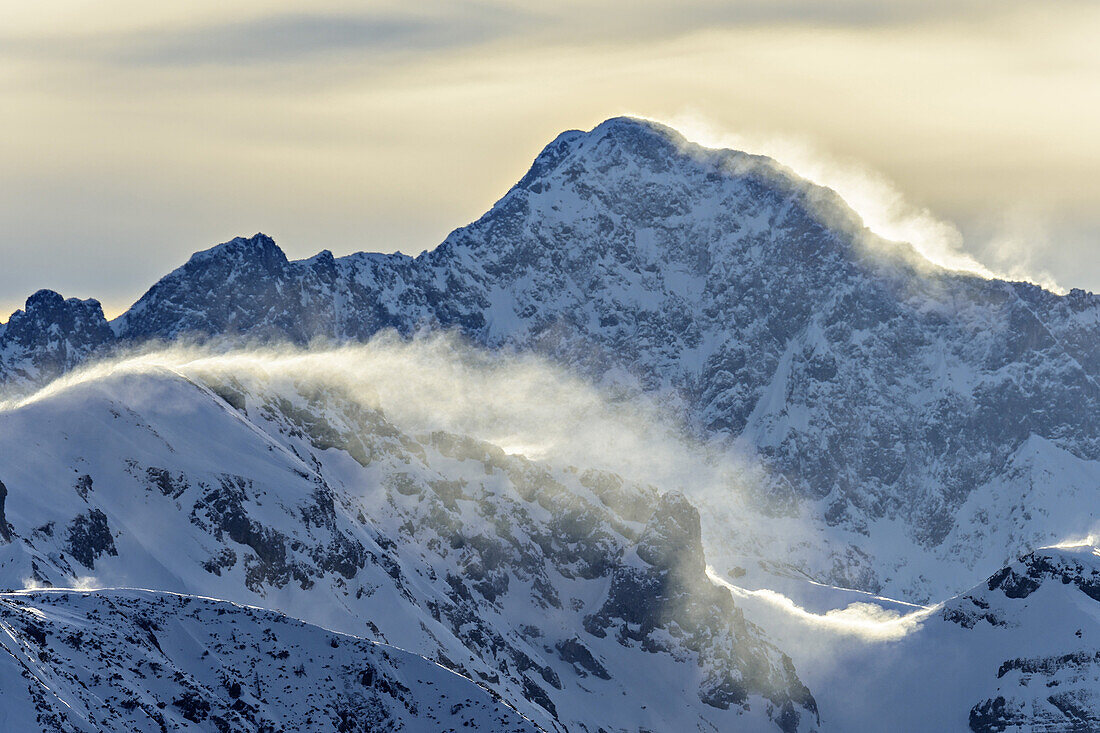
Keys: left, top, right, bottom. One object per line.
{"left": 1, "top": 1, "right": 1098, "bottom": 319}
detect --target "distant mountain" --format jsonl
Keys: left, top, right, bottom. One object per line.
{"left": 0, "top": 289, "right": 113, "bottom": 385}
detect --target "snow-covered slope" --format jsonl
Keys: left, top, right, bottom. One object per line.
{"left": 0, "top": 359, "right": 817, "bottom": 732}
{"left": 5, "top": 352, "right": 1099, "bottom": 730}
{"left": 4, "top": 117, "right": 1097, "bottom": 601}
{"left": 0, "top": 588, "right": 541, "bottom": 732}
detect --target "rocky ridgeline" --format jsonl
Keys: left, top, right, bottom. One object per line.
{"left": 942, "top": 547, "right": 1100, "bottom": 732}
{"left": 0, "top": 289, "right": 113, "bottom": 385}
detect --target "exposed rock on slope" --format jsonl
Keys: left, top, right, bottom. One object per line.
{"left": 787, "top": 545, "right": 1100, "bottom": 732}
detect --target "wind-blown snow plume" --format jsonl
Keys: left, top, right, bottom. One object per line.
{"left": 645, "top": 111, "right": 1065, "bottom": 291}
{"left": 706, "top": 567, "right": 931, "bottom": 642}
{"left": 3, "top": 333, "right": 699, "bottom": 480}
{"left": 0, "top": 333, "right": 822, "bottom": 582}
{"left": 1050, "top": 534, "right": 1100, "bottom": 551}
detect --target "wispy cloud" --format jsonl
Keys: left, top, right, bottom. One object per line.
{"left": 124, "top": 14, "right": 484, "bottom": 66}
{"left": 1, "top": 5, "right": 526, "bottom": 68}
{"left": 0, "top": 334, "right": 830, "bottom": 590}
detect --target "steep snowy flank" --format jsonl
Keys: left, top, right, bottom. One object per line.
{"left": 2, "top": 116, "right": 1099, "bottom": 601}
{"left": 0, "top": 589, "right": 541, "bottom": 733}
{"left": 0, "top": 360, "right": 817, "bottom": 732}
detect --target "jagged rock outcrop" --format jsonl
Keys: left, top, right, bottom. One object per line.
{"left": 0, "top": 478, "right": 10, "bottom": 542}
{"left": 0, "top": 289, "right": 113, "bottom": 385}
{"left": 585, "top": 492, "right": 817, "bottom": 731}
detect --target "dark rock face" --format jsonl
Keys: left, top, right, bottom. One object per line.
{"left": 191, "top": 474, "right": 313, "bottom": 591}
{"left": 945, "top": 549, "right": 1100, "bottom": 631}
{"left": 585, "top": 492, "right": 817, "bottom": 729}
{"left": 555, "top": 638, "right": 610, "bottom": 680}
{"left": 969, "top": 696, "right": 1012, "bottom": 733}
{"left": 986, "top": 551, "right": 1100, "bottom": 603}
{"left": 0, "top": 479, "right": 10, "bottom": 542}
{"left": 969, "top": 669, "right": 1100, "bottom": 733}
{"left": 635, "top": 491, "right": 707, "bottom": 572}
{"left": 65, "top": 508, "right": 117, "bottom": 569}
{"left": 187, "top": 472, "right": 367, "bottom": 592}
{"left": 114, "top": 235, "right": 428, "bottom": 344}
{"left": 119, "top": 235, "right": 306, "bottom": 341}
{"left": 73, "top": 474, "right": 93, "bottom": 501}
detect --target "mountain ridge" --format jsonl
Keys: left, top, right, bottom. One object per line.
{"left": 0, "top": 587, "right": 546, "bottom": 732}
{"left": 3, "top": 116, "right": 1100, "bottom": 603}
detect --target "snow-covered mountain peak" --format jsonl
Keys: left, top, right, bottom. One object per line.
{"left": 468, "top": 115, "right": 870, "bottom": 267}
{"left": 4, "top": 116, "right": 1100, "bottom": 730}
{"left": 2, "top": 118, "right": 1099, "bottom": 607}
{"left": 0, "top": 289, "right": 112, "bottom": 387}
{"left": 140, "top": 232, "right": 291, "bottom": 310}
{"left": 184, "top": 232, "right": 286, "bottom": 269}
{"left": 114, "top": 232, "right": 305, "bottom": 341}
{"left": 520, "top": 116, "right": 689, "bottom": 175}
{"left": 564, "top": 115, "right": 691, "bottom": 163}
{"left": 7, "top": 289, "right": 108, "bottom": 330}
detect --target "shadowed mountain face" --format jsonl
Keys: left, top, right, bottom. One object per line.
{"left": 0, "top": 290, "right": 113, "bottom": 385}
{"left": 2, "top": 117, "right": 1099, "bottom": 599}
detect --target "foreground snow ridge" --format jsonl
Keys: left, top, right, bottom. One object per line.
{"left": 0, "top": 589, "right": 541, "bottom": 732}
{"left": 0, "top": 357, "right": 819, "bottom": 731}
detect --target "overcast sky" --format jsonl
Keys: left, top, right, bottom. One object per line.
{"left": 2, "top": 0, "right": 1098, "bottom": 318}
